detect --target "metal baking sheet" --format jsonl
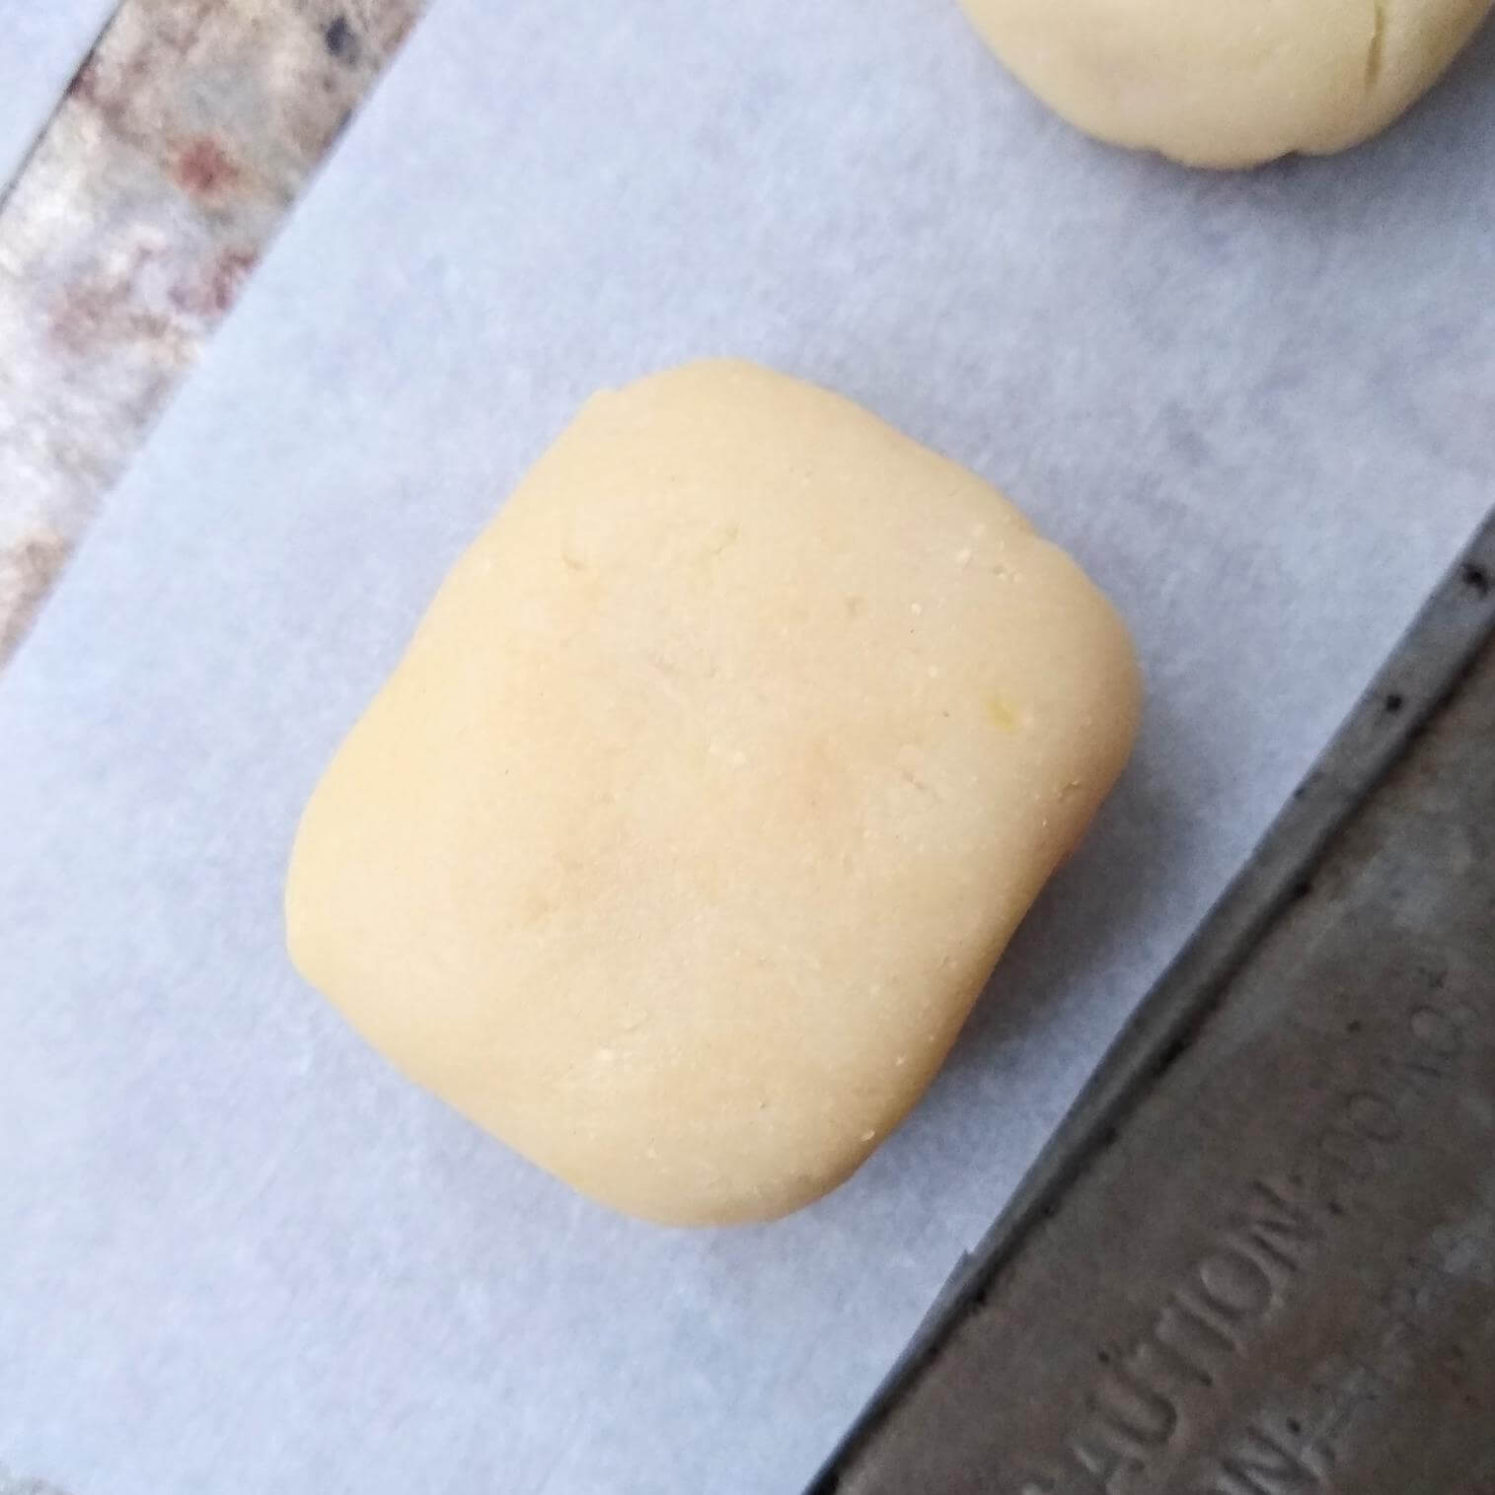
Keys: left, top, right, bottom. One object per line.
{"left": 821, "top": 518, "right": 1495, "bottom": 1490}
{"left": 1, "top": 2, "right": 1493, "bottom": 1489}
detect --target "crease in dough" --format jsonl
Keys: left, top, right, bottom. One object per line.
{"left": 957, "top": 0, "right": 1493, "bottom": 167}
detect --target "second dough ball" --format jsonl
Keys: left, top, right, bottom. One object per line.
{"left": 958, "top": 0, "right": 1492, "bottom": 167}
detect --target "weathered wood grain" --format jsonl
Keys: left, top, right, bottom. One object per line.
{"left": 0, "top": 0, "right": 427, "bottom": 664}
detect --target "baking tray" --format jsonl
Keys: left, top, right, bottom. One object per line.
{"left": 816, "top": 512, "right": 1495, "bottom": 1490}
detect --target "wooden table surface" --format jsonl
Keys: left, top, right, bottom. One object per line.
{"left": 0, "top": 0, "right": 428, "bottom": 666}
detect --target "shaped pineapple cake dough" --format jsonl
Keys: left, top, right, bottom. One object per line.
{"left": 286, "top": 361, "right": 1141, "bottom": 1226}
{"left": 958, "top": 0, "right": 1493, "bottom": 167}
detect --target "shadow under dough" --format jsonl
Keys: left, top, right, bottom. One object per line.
{"left": 941, "top": 726, "right": 1200, "bottom": 1096}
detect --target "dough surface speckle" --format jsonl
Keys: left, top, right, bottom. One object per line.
{"left": 285, "top": 361, "right": 1141, "bottom": 1225}
{"left": 958, "top": 0, "right": 1493, "bottom": 167}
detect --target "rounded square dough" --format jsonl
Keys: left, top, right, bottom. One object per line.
{"left": 285, "top": 360, "right": 1141, "bottom": 1226}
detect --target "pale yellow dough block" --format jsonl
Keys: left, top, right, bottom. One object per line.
{"left": 285, "top": 361, "right": 1141, "bottom": 1226}
{"left": 958, "top": 0, "right": 1493, "bottom": 167}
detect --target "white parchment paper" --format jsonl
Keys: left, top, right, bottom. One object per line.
{"left": 2, "top": 2, "right": 1493, "bottom": 1490}
{"left": 0, "top": 0, "right": 114, "bottom": 191}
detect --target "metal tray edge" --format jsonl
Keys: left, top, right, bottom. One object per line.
{"left": 808, "top": 508, "right": 1495, "bottom": 1493}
